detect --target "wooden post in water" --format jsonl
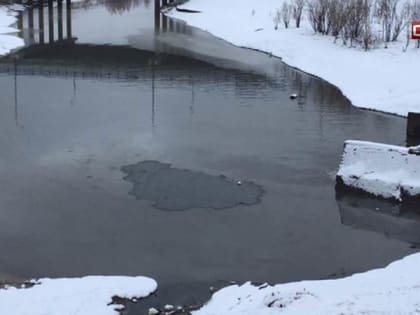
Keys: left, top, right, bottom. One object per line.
{"left": 66, "top": 0, "right": 72, "bottom": 39}
{"left": 38, "top": 2, "right": 45, "bottom": 44}
{"left": 162, "top": 0, "right": 167, "bottom": 6}
{"left": 48, "top": 0, "right": 54, "bottom": 43}
{"left": 57, "top": 0, "right": 63, "bottom": 40}
{"left": 407, "top": 112, "right": 420, "bottom": 137}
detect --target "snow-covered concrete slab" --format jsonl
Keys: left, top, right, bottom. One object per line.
{"left": 193, "top": 253, "right": 420, "bottom": 315}
{"left": 336, "top": 140, "right": 420, "bottom": 201}
{"left": 168, "top": 0, "right": 420, "bottom": 117}
{"left": 0, "top": 6, "right": 24, "bottom": 55}
{"left": 0, "top": 276, "right": 157, "bottom": 315}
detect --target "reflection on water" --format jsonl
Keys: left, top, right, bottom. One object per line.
{"left": 103, "top": 0, "right": 151, "bottom": 14}
{"left": 0, "top": 0, "right": 416, "bottom": 307}
{"left": 336, "top": 188, "right": 420, "bottom": 246}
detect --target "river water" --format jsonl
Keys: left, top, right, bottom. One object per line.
{"left": 0, "top": 0, "right": 417, "bottom": 311}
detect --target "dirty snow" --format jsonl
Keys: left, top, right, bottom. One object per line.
{"left": 336, "top": 140, "right": 420, "bottom": 200}
{"left": 0, "top": 276, "right": 157, "bottom": 315}
{"left": 169, "top": 0, "right": 420, "bottom": 117}
{"left": 194, "top": 253, "right": 420, "bottom": 315}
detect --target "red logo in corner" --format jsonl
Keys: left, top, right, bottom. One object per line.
{"left": 412, "top": 21, "right": 420, "bottom": 39}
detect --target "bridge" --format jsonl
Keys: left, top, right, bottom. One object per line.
{"left": 13, "top": 0, "right": 180, "bottom": 45}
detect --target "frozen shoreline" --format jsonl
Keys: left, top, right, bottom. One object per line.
{"left": 168, "top": 0, "right": 420, "bottom": 117}
{"left": 0, "top": 6, "right": 24, "bottom": 55}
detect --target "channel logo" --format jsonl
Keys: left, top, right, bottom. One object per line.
{"left": 412, "top": 21, "right": 420, "bottom": 39}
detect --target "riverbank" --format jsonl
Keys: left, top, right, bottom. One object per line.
{"left": 192, "top": 253, "right": 420, "bottom": 315}
{"left": 0, "top": 6, "right": 23, "bottom": 55}
{"left": 2, "top": 253, "right": 420, "bottom": 315}
{"left": 168, "top": 0, "right": 420, "bottom": 117}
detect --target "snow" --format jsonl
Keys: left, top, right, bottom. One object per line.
{"left": 194, "top": 253, "right": 420, "bottom": 315}
{"left": 0, "top": 276, "right": 157, "bottom": 315}
{"left": 0, "top": 6, "right": 24, "bottom": 55}
{"left": 168, "top": 0, "right": 420, "bottom": 117}
{"left": 336, "top": 140, "right": 420, "bottom": 201}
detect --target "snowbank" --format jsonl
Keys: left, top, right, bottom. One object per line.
{"left": 168, "top": 0, "right": 420, "bottom": 117}
{"left": 336, "top": 140, "right": 420, "bottom": 201}
{"left": 0, "top": 6, "right": 24, "bottom": 55}
{"left": 194, "top": 253, "right": 420, "bottom": 315}
{"left": 0, "top": 276, "right": 157, "bottom": 315}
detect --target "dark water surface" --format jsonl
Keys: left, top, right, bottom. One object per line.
{"left": 0, "top": 0, "right": 417, "bottom": 311}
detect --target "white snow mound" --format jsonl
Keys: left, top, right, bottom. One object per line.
{"left": 0, "top": 275, "right": 157, "bottom": 315}
{"left": 194, "top": 253, "right": 420, "bottom": 315}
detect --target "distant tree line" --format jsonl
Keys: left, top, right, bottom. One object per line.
{"left": 274, "top": 0, "right": 420, "bottom": 50}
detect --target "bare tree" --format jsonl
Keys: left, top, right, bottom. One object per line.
{"left": 282, "top": 2, "right": 292, "bottom": 28}
{"left": 273, "top": 9, "right": 282, "bottom": 30}
{"left": 376, "top": 0, "right": 399, "bottom": 44}
{"left": 342, "top": 0, "right": 368, "bottom": 46}
{"left": 327, "top": 0, "right": 348, "bottom": 39}
{"left": 307, "top": 0, "right": 329, "bottom": 33}
{"left": 392, "top": 1, "right": 410, "bottom": 41}
{"left": 362, "top": 0, "right": 373, "bottom": 50}
{"left": 292, "top": 0, "right": 305, "bottom": 27}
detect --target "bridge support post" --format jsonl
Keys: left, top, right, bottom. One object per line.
{"left": 28, "top": 0, "right": 34, "bottom": 43}
{"left": 154, "top": 0, "right": 160, "bottom": 32}
{"left": 57, "top": 0, "right": 64, "bottom": 40}
{"left": 48, "top": 0, "right": 54, "bottom": 43}
{"left": 66, "top": 0, "right": 72, "bottom": 39}
{"left": 38, "top": 2, "right": 44, "bottom": 44}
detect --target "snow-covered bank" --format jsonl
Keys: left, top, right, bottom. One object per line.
{"left": 0, "top": 6, "right": 24, "bottom": 55}
{"left": 194, "top": 253, "right": 420, "bottom": 315}
{"left": 0, "top": 276, "right": 157, "bottom": 315}
{"left": 168, "top": 0, "right": 420, "bottom": 117}
{"left": 336, "top": 140, "right": 420, "bottom": 201}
